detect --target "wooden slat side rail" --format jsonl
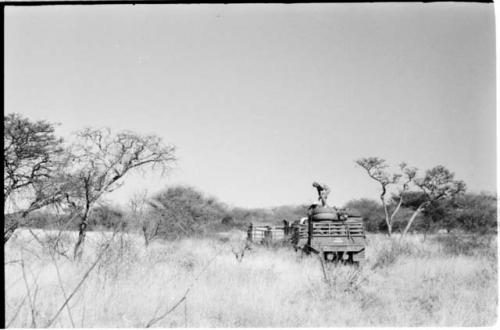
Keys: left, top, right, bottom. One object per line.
{"left": 307, "top": 222, "right": 365, "bottom": 237}
{"left": 248, "top": 224, "right": 290, "bottom": 243}
{"left": 247, "top": 224, "right": 269, "bottom": 242}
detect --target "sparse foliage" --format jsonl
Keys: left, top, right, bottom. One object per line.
{"left": 129, "top": 190, "right": 161, "bottom": 246}
{"left": 401, "top": 165, "right": 466, "bottom": 238}
{"left": 89, "top": 204, "right": 126, "bottom": 231}
{"left": 445, "top": 192, "right": 497, "bottom": 234}
{"left": 356, "top": 157, "right": 416, "bottom": 237}
{"left": 343, "top": 199, "right": 385, "bottom": 232}
{"left": 62, "top": 127, "right": 176, "bottom": 259}
{"left": 4, "top": 113, "right": 65, "bottom": 243}
{"left": 148, "top": 186, "right": 227, "bottom": 239}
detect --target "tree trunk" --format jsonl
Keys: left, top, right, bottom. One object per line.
{"left": 4, "top": 222, "right": 19, "bottom": 244}
{"left": 389, "top": 195, "right": 404, "bottom": 230}
{"left": 73, "top": 186, "right": 92, "bottom": 260}
{"left": 381, "top": 196, "right": 392, "bottom": 237}
{"left": 4, "top": 211, "right": 29, "bottom": 244}
{"left": 401, "top": 203, "right": 426, "bottom": 239}
{"left": 142, "top": 223, "right": 150, "bottom": 247}
{"left": 423, "top": 218, "right": 432, "bottom": 242}
{"left": 73, "top": 219, "right": 87, "bottom": 260}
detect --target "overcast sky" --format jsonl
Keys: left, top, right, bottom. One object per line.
{"left": 5, "top": 3, "right": 496, "bottom": 208}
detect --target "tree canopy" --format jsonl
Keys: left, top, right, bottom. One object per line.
{"left": 4, "top": 113, "right": 66, "bottom": 242}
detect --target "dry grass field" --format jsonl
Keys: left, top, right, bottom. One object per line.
{"left": 4, "top": 228, "right": 498, "bottom": 327}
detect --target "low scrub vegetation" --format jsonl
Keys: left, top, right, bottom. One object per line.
{"left": 5, "top": 229, "right": 497, "bottom": 327}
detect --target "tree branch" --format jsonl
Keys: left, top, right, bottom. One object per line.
{"left": 145, "top": 254, "right": 218, "bottom": 328}
{"left": 45, "top": 231, "right": 117, "bottom": 327}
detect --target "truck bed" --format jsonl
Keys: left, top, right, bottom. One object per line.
{"left": 292, "top": 219, "right": 366, "bottom": 254}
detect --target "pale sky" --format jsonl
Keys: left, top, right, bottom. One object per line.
{"left": 5, "top": 3, "right": 496, "bottom": 208}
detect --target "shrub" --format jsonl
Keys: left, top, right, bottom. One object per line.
{"left": 343, "top": 199, "right": 386, "bottom": 232}
{"left": 372, "top": 240, "right": 413, "bottom": 270}
{"left": 433, "top": 233, "right": 496, "bottom": 256}
{"left": 88, "top": 205, "right": 126, "bottom": 231}
{"left": 452, "top": 193, "right": 497, "bottom": 234}
{"left": 221, "top": 215, "right": 235, "bottom": 226}
{"left": 42, "top": 231, "right": 73, "bottom": 258}
{"left": 148, "top": 186, "right": 228, "bottom": 239}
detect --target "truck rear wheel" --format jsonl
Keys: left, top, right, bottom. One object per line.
{"left": 324, "top": 252, "right": 335, "bottom": 261}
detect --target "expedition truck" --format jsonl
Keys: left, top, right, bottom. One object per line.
{"left": 290, "top": 205, "right": 366, "bottom": 263}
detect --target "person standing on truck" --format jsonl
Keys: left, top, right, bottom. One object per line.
{"left": 312, "top": 181, "right": 330, "bottom": 207}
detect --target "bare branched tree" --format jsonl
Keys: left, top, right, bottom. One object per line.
{"left": 129, "top": 190, "right": 161, "bottom": 247}
{"left": 4, "top": 113, "right": 66, "bottom": 243}
{"left": 401, "top": 165, "right": 466, "bottom": 239}
{"left": 62, "top": 127, "right": 176, "bottom": 259}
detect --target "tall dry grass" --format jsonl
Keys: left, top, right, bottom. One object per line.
{"left": 4, "top": 228, "right": 497, "bottom": 327}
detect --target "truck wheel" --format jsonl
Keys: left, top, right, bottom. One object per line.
{"left": 324, "top": 252, "right": 335, "bottom": 262}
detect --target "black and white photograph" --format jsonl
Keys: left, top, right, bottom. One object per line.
{"left": 3, "top": 1, "right": 497, "bottom": 327}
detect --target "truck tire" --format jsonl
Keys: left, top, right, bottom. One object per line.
{"left": 346, "top": 210, "right": 361, "bottom": 217}
{"left": 311, "top": 206, "right": 335, "bottom": 215}
{"left": 312, "top": 213, "right": 337, "bottom": 221}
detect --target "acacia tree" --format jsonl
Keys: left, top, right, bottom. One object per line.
{"left": 128, "top": 190, "right": 162, "bottom": 247}
{"left": 4, "top": 113, "right": 66, "bottom": 243}
{"left": 356, "top": 157, "right": 416, "bottom": 237}
{"left": 389, "top": 163, "right": 417, "bottom": 230}
{"left": 63, "top": 127, "right": 176, "bottom": 259}
{"left": 400, "top": 165, "right": 465, "bottom": 239}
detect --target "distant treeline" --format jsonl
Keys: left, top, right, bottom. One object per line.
{"left": 17, "top": 186, "right": 497, "bottom": 240}
{"left": 346, "top": 192, "right": 497, "bottom": 235}
{"left": 16, "top": 186, "right": 308, "bottom": 237}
